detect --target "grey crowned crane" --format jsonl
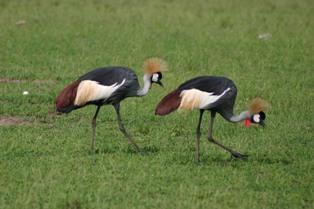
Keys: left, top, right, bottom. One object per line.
{"left": 155, "top": 76, "right": 269, "bottom": 162}
{"left": 56, "top": 58, "right": 168, "bottom": 153}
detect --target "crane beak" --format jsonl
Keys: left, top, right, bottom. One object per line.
{"left": 156, "top": 81, "right": 164, "bottom": 87}
{"left": 259, "top": 120, "right": 266, "bottom": 127}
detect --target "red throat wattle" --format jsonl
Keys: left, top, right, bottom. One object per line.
{"left": 244, "top": 119, "right": 251, "bottom": 128}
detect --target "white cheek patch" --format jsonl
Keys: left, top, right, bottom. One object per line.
{"left": 152, "top": 74, "right": 159, "bottom": 82}
{"left": 253, "top": 114, "right": 260, "bottom": 123}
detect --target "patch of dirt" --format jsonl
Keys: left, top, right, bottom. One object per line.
{"left": 0, "top": 78, "right": 55, "bottom": 84}
{"left": 62, "top": 200, "right": 83, "bottom": 209}
{"left": 0, "top": 116, "right": 29, "bottom": 126}
{"left": 16, "top": 20, "right": 26, "bottom": 26}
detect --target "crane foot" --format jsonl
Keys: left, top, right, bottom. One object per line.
{"left": 231, "top": 151, "right": 248, "bottom": 160}
{"left": 88, "top": 148, "right": 99, "bottom": 155}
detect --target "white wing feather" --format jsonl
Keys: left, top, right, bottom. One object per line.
{"left": 74, "top": 79, "right": 126, "bottom": 106}
{"left": 179, "top": 88, "right": 230, "bottom": 110}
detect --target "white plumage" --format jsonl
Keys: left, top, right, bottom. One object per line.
{"left": 179, "top": 87, "right": 230, "bottom": 110}
{"left": 74, "top": 79, "right": 126, "bottom": 106}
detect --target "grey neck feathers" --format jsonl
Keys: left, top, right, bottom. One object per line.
{"left": 137, "top": 74, "right": 152, "bottom": 96}
{"left": 229, "top": 111, "right": 251, "bottom": 123}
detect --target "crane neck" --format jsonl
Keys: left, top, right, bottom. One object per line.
{"left": 137, "top": 74, "right": 152, "bottom": 97}
{"left": 229, "top": 111, "right": 251, "bottom": 123}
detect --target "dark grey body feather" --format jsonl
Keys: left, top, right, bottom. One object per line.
{"left": 179, "top": 76, "right": 238, "bottom": 120}
{"left": 78, "top": 67, "right": 141, "bottom": 105}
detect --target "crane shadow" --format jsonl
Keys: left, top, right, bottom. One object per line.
{"left": 126, "top": 145, "right": 160, "bottom": 156}
{"left": 252, "top": 156, "right": 292, "bottom": 165}
{"left": 203, "top": 156, "right": 249, "bottom": 166}
{"left": 91, "top": 144, "right": 160, "bottom": 156}
{"left": 202, "top": 154, "right": 292, "bottom": 166}
{"left": 142, "top": 145, "right": 160, "bottom": 155}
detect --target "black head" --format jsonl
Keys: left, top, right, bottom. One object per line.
{"left": 151, "top": 72, "right": 163, "bottom": 87}
{"left": 251, "top": 111, "right": 266, "bottom": 127}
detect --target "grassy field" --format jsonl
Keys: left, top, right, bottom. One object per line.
{"left": 1, "top": 0, "right": 313, "bottom": 208}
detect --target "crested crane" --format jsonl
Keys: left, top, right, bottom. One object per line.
{"left": 56, "top": 58, "right": 168, "bottom": 153}
{"left": 155, "top": 76, "right": 268, "bottom": 162}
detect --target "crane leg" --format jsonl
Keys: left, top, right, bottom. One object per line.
{"left": 207, "top": 111, "right": 248, "bottom": 159}
{"left": 91, "top": 106, "right": 101, "bottom": 154}
{"left": 195, "top": 110, "right": 204, "bottom": 163}
{"left": 113, "top": 103, "right": 140, "bottom": 152}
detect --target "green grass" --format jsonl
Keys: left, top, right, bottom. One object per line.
{"left": 1, "top": 0, "right": 313, "bottom": 208}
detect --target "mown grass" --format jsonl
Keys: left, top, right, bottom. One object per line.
{"left": 0, "top": 0, "right": 313, "bottom": 208}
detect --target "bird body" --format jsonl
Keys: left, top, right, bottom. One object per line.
{"left": 155, "top": 76, "right": 268, "bottom": 162}
{"left": 156, "top": 76, "right": 238, "bottom": 119}
{"left": 56, "top": 58, "right": 168, "bottom": 153}
{"left": 178, "top": 76, "right": 236, "bottom": 118}
{"left": 56, "top": 67, "right": 142, "bottom": 113}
